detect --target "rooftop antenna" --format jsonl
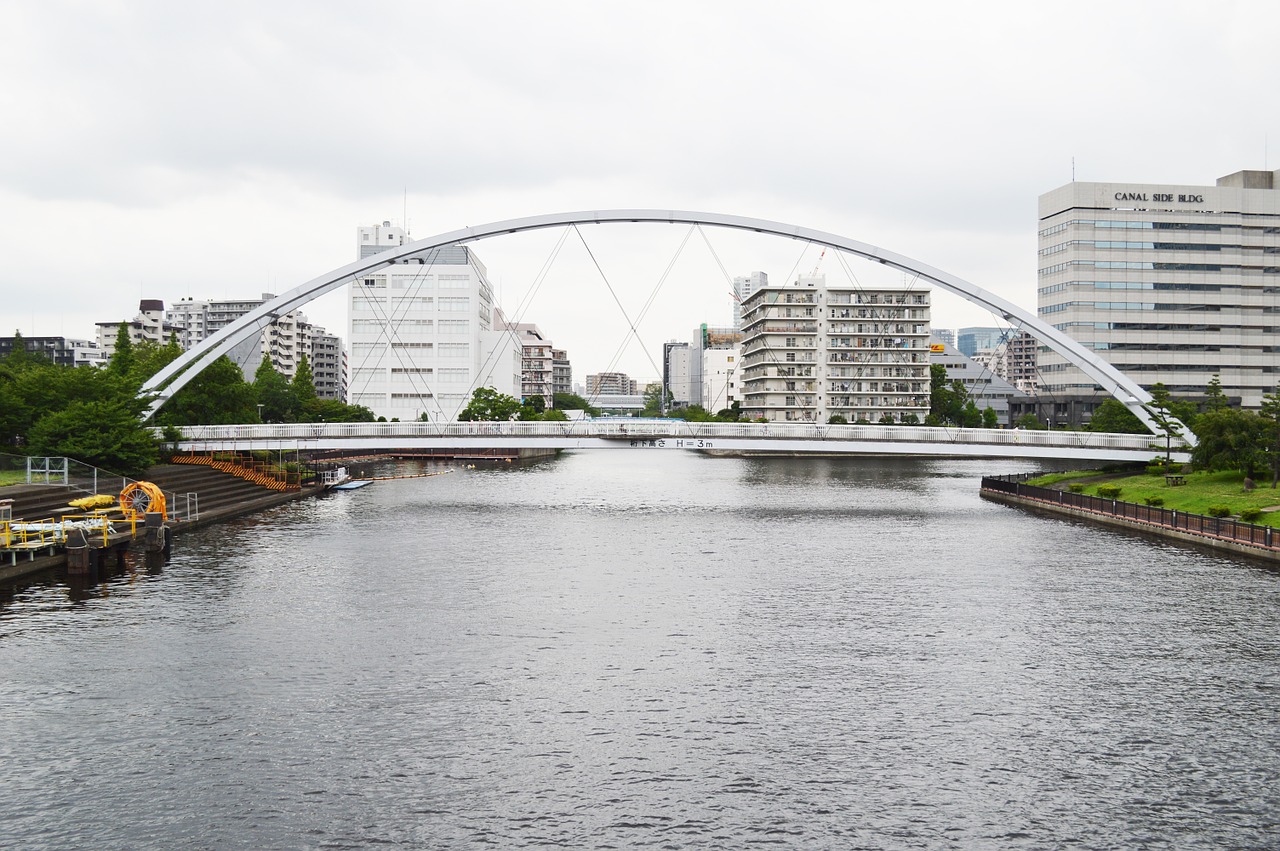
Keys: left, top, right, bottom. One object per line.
{"left": 403, "top": 186, "right": 408, "bottom": 234}
{"left": 1071, "top": 156, "right": 1076, "bottom": 182}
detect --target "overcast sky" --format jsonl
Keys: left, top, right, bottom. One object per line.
{"left": 2, "top": 0, "right": 1276, "bottom": 382}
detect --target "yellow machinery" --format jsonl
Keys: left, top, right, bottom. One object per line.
{"left": 119, "top": 481, "right": 167, "bottom": 521}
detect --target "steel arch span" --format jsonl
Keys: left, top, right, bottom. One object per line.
{"left": 140, "top": 209, "right": 1189, "bottom": 442}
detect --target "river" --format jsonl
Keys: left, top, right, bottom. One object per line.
{"left": 1, "top": 452, "right": 1277, "bottom": 849}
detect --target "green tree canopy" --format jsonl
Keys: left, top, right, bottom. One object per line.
{"left": 1203, "top": 375, "right": 1230, "bottom": 413}
{"left": 1014, "top": 412, "right": 1046, "bottom": 430}
{"left": 927, "top": 364, "right": 970, "bottom": 426}
{"left": 1258, "top": 387, "right": 1280, "bottom": 488}
{"left": 459, "top": 387, "right": 522, "bottom": 421}
{"left": 553, "top": 392, "right": 600, "bottom": 416}
{"left": 1191, "top": 408, "right": 1266, "bottom": 478}
{"left": 253, "top": 357, "right": 295, "bottom": 423}
{"left": 28, "top": 399, "right": 158, "bottom": 476}
{"left": 1087, "top": 399, "right": 1146, "bottom": 434}
{"left": 160, "top": 355, "right": 258, "bottom": 426}
{"left": 306, "top": 398, "right": 377, "bottom": 423}
{"left": 108, "top": 322, "right": 135, "bottom": 379}
{"left": 292, "top": 353, "right": 317, "bottom": 408}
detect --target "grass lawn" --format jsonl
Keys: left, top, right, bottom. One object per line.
{"left": 0, "top": 470, "right": 28, "bottom": 487}
{"left": 1027, "top": 468, "right": 1280, "bottom": 525}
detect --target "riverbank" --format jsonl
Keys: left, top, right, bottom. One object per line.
{"left": 1, "top": 464, "right": 324, "bottom": 584}
{"left": 981, "top": 475, "right": 1280, "bottom": 565}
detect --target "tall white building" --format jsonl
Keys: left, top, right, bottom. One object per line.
{"left": 700, "top": 345, "right": 740, "bottom": 413}
{"left": 663, "top": 341, "right": 695, "bottom": 406}
{"left": 741, "top": 274, "right": 931, "bottom": 423}
{"left": 1038, "top": 168, "right": 1280, "bottom": 411}
{"left": 347, "top": 222, "right": 519, "bottom": 421}
{"left": 732, "top": 271, "right": 768, "bottom": 331}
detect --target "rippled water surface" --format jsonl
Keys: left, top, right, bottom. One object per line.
{"left": 2, "top": 453, "right": 1278, "bottom": 849}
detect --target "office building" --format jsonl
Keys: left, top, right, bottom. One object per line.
{"left": 347, "top": 222, "right": 519, "bottom": 420}
{"left": 1038, "top": 168, "right": 1280, "bottom": 413}
{"left": 930, "top": 342, "right": 1027, "bottom": 425}
{"left": 957, "top": 326, "right": 1011, "bottom": 358}
{"left": 740, "top": 274, "right": 931, "bottom": 423}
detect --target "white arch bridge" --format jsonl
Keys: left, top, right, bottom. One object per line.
{"left": 141, "top": 209, "right": 1194, "bottom": 444}
{"left": 171, "top": 421, "right": 1190, "bottom": 463}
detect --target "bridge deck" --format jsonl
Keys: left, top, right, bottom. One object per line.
{"left": 169, "top": 421, "right": 1189, "bottom": 463}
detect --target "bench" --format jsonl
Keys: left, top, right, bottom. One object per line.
{"left": 1165, "top": 475, "right": 1186, "bottom": 486}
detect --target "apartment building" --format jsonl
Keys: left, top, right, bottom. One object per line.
{"left": 740, "top": 274, "right": 931, "bottom": 423}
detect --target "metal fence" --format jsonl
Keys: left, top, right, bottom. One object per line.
{"left": 1, "top": 453, "right": 131, "bottom": 496}
{"left": 981, "top": 474, "right": 1277, "bottom": 551}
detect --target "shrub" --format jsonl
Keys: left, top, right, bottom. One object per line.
{"left": 1239, "top": 507, "right": 1262, "bottom": 523}
{"left": 1097, "top": 485, "right": 1122, "bottom": 499}
{"left": 1146, "top": 465, "right": 1165, "bottom": 476}
{"left": 1166, "top": 463, "right": 1183, "bottom": 474}
{"left": 1206, "top": 505, "right": 1232, "bottom": 518}
{"left": 1068, "top": 483, "right": 1085, "bottom": 493}
{"left": 1144, "top": 496, "right": 1165, "bottom": 507}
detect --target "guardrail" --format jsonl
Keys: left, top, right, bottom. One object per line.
{"left": 981, "top": 474, "right": 1277, "bottom": 551}
{"left": 163, "top": 420, "right": 1182, "bottom": 454}
{"left": 2, "top": 512, "right": 140, "bottom": 550}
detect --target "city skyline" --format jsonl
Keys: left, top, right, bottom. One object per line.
{"left": 1, "top": 1, "right": 1275, "bottom": 378}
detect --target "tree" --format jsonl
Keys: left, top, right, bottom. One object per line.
{"left": 306, "top": 398, "right": 376, "bottom": 423}
{"left": 161, "top": 355, "right": 258, "bottom": 425}
{"left": 1203, "top": 375, "right": 1230, "bottom": 413}
{"left": 108, "top": 322, "right": 135, "bottom": 379}
{"left": 1087, "top": 399, "right": 1146, "bottom": 434}
{"left": 458, "top": 387, "right": 522, "bottom": 421}
{"left": 291, "top": 353, "right": 318, "bottom": 410}
{"left": 641, "top": 382, "right": 665, "bottom": 417}
{"left": 982, "top": 406, "right": 999, "bottom": 429}
{"left": 1191, "top": 408, "right": 1266, "bottom": 478}
{"left": 927, "top": 364, "right": 969, "bottom": 426}
{"left": 715, "top": 401, "right": 744, "bottom": 422}
{"left": 1259, "top": 387, "right": 1280, "bottom": 488}
{"left": 1015, "top": 412, "right": 1046, "bottom": 430}
{"left": 554, "top": 392, "right": 600, "bottom": 416}
{"left": 27, "top": 399, "right": 158, "bottom": 476}
{"left": 828, "top": 414, "right": 848, "bottom": 425}
{"left": 1144, "top": 383, "right": 1185, "bottom": 468}
{"left": 254, "top": 358, "right": 295, "bottom": 422}
{"left": 960, "top": 400, "right": 983, "bottom": 428}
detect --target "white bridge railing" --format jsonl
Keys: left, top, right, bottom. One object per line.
{"left": 166, "top": 420, "right": 1179, "bottom": 454}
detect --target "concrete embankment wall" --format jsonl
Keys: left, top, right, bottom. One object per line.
{"left": 1, "top": 466, "right": 325, "bottom": 583}
{"left": 981, "top": 488, "right": 1280, "bottom": 566}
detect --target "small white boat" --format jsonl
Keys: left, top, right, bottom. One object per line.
{"left": 329, "top": 479, "right": 373, "bottom": 490}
